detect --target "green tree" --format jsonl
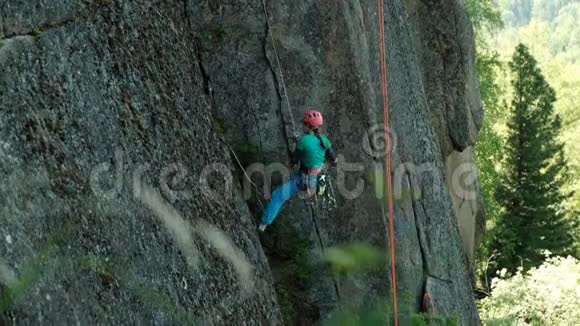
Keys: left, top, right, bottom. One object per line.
{"left": 465, "top": 0, "right": 508, "bottom": 289}
{"left": 466, "top": 0, "right": 503, "bottom": 33}
{"left": 491, "top": 44, "right": 574, "bottom": 272}
{"left": 532, "top": 0, "right": 575, "bottom": 22}
{"left": 473, "top": 52, "right": 506, "bottom": 287}
{"left": 498, "top": 0, "right": 533, "bottom": 26}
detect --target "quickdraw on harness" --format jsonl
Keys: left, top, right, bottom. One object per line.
{"left": 297, "top": 167, "right": 337, "bottom": 210}
{"left": 316, "top": 172, "right": 337, "bottom": 210}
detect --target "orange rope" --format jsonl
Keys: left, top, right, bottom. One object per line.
{"left": 377, "top": 0, "right": 398, "bottom": 325}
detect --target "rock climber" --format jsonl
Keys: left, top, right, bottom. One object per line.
{"left": 258, "top": 110, "right": 337, "bottom": 232}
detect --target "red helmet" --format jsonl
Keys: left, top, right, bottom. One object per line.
{"left": 303, "top": 110, "right": 323, "bottom": 127}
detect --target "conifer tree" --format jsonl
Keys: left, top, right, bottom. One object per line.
{"left": 492, "top": 44, "right": 573, "bottom": 272}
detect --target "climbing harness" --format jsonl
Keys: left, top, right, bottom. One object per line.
{"left": 297, "top": 173, "right": 316, "bottom": 197}
{"left": 296, "top": 168, "right": 337, "bottom": 208}
{"left": 377, "top": 0, "right": 399, "bottom": 324}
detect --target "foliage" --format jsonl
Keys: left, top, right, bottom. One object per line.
{"left": 491, "top": 2, "right": 580, "bottom": 196}
{"left": 79, "top": 254, "right": 113, "bottom": 275}
{"left": 411, "top": 313, "right": 459, "bottom": 326}
{"left": 0, "top": 219, "right": 79, "bottom": 315}
{"left": 259, "top": 220, "right": 315, "bottom": 325}
{"left": 323, "top": 245, "right": 459, "bottom": 325}
{"left": 493, "top": 3, "right": 580, "bottom": 66}
{"left": 79, "top": 253, "right": 115, "bottom": 287}
{"left": 324, "top": 243, "right": 385, "bottom": 275}
{"left": 324, "top": 299, "right": 390, "bottom": 326}
{"left": 0, "top": 247, "right": 59, "bottom": 314}
{"left": 472, "top": 0, "right": 580, "bottom": 290}
{"left": 491, "top": 44, "right": 574, "bottom": 272}
{"left": 263, "top": 229, "right": 401, "bottom": 325}
{"left": 465, "top": 0, "right": 509, "bottom": 287}
{"left": 496, "top": 0, "right": 576, "bottom": 26}
{"left": 479, "top": 254, "right": 580, "bottom": 325}
{"left": 465, "top": 0, "right": 503, "bottom": 33}
{"left": 32, "top": 26, "right": 41, "bottom": 37}
{"left": 496, "top": 0, "right": 534, "bottom": 26}
{"left": 324, "top": 297, "right": 459, "bottom": 326}
{"left": 275, "top": 286, "right": 293, "bottom": 325}
{"left": 132, "top": 279, "right": 196, "bottom": 326}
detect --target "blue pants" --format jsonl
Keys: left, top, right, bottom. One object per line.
{"left": 261, "top": 171, "right": 318, "bottom": 225}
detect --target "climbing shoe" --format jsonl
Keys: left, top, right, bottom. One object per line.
{"left": 258, "top": 224, "right": 268, "bottom": 232}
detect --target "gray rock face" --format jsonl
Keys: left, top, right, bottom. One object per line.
{"left": 1, "top": 1, "right": 280, "bottom": 325}
{"left": 1, "top": 0, "right": 483, "bottom": 325}
{"left": 405, "top": 0, "right": 486, "bottom": 272}
{"left": 194, "top": 0, "right": 483, "bottom": 324}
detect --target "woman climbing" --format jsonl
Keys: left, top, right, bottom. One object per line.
{"left": 258, "top": 110, "right": 337, "bottom": 232}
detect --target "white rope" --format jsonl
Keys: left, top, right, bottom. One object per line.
{"left": 224, "top": 143, "right": 265, "bottom": 210}
{"left": 261, "top": 0, "right": 297, "bottom": 137}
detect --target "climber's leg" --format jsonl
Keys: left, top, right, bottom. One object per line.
{"left": 261, "top": 173, "right": 300, "bottom": 226}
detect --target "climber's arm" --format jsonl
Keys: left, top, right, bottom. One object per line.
{"left": 291, "top": 148, "right": 303, "bottom": 164}
{"left": 325, "top": 147, "right": 337, "bottom": 166}
{"left": 323, "top": 136, "right": 337, "bottom": 166}
{"left": 290, "top": 136, "right": 305, "bottom": 165}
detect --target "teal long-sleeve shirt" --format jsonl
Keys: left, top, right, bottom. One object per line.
{"left": 291, "top": 133, "right": 335, "bottom": 169}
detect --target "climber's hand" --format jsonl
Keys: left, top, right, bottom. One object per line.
{"left": 291, "top": 131, "right": 300, "bottom": 141}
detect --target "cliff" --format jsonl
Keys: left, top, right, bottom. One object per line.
{"left": 0, "top": 0, "right": 484, "bottom": 324}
